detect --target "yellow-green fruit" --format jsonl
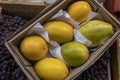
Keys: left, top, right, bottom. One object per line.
{"left": 20, "top": 36, "right": 48, "bottom": 61}
{"left": 78, "top": 20, "right": 114, "bottom": 47}
{"left": 61, "top": 42, "right": 89, "bottom": 67}
{"left": 67, "top": 1, "right": 92, "bottom": 23}
{"left": 34, "top": 58, "right": 69, "bottom": 80}
{"left": 44, "top": 21, "right": 73, "bottom": 44}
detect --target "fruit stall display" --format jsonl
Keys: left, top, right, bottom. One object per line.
{"left": 0, "top": 13, "right": 111, "bottom": 80}
{"left": 2, "top": 0, "right": 120, "bottom": 80}
{"left": 0, "top": 1, "right": 61, "bottom": 80}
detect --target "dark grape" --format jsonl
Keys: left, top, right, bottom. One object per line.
{"left": 0, "top": 14, "right": 29, "bottom": 80}
{"left": 76, "top": 52, "right": 110, "bottom": 80}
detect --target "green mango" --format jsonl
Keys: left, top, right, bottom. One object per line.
{"left": 78, "top": 20, "right": 114, "bottom": 47}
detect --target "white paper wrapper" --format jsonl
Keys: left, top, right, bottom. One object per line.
{"left": 49, "top": 9, "right": 80, "bottom": 28}
{"left": 26, "top": 23, "right": 50, "bottom": 42}
{"left": 74, "top": 29, "right": 92, "bottom": 47}
{"left": 48, "top": 41, "right": 65, "bottom": 62}
{"left": 86, "top": 11, "right": 101, "bottom": 22}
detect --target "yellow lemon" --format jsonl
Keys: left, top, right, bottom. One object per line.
{"left": 44, "top": 21, "right": 73, "bottom": 44}
{"left": 20, "top": 36, "right": 48, "bottom": 61}
{"left": 67, "top": 1, "right": 92, "bottom": 23}
{"left": 34, "top": 58, "right": 69, "bottom": 80}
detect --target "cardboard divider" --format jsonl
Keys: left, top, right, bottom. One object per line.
{"left": 5, "top": 0, "right": 120, "bottom": 80}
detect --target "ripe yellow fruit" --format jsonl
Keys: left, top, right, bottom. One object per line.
{"left": 61, "top": 42, "right": 89, "bottom": 67}
{"left": 78, "top": 20, "right": 114, "bottom": 47}
{"left": 44, "top": 21, "right": 73, "bottom": 44}
{"left": 67, "top": 1, "right": 92, "bottom": 23}
{"left": 20, "top": 36, "right": 48, "bottom": 61}
{"left": 34, "top": 58, "right": 69, "bottom": 80}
